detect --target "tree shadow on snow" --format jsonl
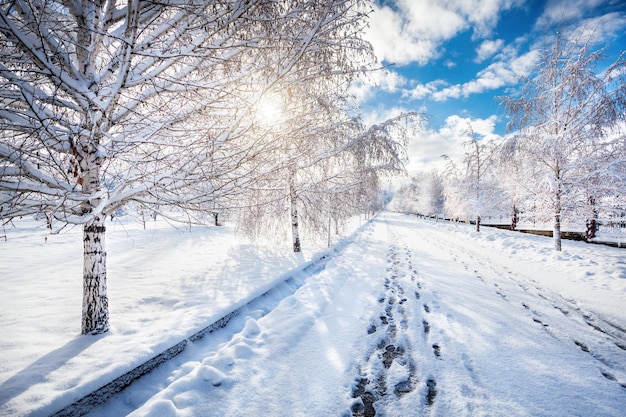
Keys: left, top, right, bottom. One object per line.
{"left": 0, "top": 333, "right": 103, "bottom": 407}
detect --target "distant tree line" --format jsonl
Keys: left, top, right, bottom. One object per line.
{"left": 393, "top": 27, "right": 626, "bottom": 251}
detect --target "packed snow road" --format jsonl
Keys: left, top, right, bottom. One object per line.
{"left": 89, "top": 211, "right": 626, "bottom": 417}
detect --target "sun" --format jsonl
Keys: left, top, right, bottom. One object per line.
{"left": 254, "top": 92, "right": 286, "bottom": 128}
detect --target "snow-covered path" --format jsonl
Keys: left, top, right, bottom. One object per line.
{"left": 373, "top": 214, "right": 626, "bottom": 416}
{"left": 90, "top": 211, "right": 626, "bottom": 417}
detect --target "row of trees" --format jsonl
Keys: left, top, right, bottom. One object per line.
{"left": 394, "top": 28, "right": 626, "bottom": 251}
{"left": 0, "top": 1, "right": 418, "bottom": 334}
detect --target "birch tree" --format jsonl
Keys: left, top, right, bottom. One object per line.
{"left": 416, "top": 171, "right": 445, "bottom": 218}
{"left": 442, "top": 131, "right": 503, "bottom": 229}
{"left": 284, "top": 112, "right": 421, "bottom": 252}
{"left": 494, "top": 139, "right": 545, "bottom": 230}
{"left": 458, "top": 124, "right": 499, "bottom": 232}
{"left": 0, "top": 0, "right": 375, "bottom": 334}
{"left": 499, "top": 28, "right": 626, "bottom": 250}
{"left": 235, "top": 81, "right": 422, "bottom": 252}
{"left": 576, "top": 128, "right": 626, "bottom": 240}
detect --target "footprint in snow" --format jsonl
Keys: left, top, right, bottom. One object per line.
{"left": 197, "top": 365, "right": 226, "bottom": 386}
{"left": 242, "top": 318, "right": 261, "bottom": 338}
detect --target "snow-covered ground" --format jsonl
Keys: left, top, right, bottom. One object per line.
{"left": 0, "top": 216, "right": 355, "bottom": 417}
{"left": 2, "top": 211, "right": 626, "bottom": 416}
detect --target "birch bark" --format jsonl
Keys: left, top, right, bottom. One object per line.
{"left": 82, "top": 215, "right": 109, "bottom": 334}
{"left": 289, "top": 175, "right": 301, "bottom": 253}
{"left": 79, "top": 134, "right": 109, "bottom": 334}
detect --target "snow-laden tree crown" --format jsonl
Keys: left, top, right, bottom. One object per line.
{"left": 1, "top": 0, "right": 420, "bottom": 334}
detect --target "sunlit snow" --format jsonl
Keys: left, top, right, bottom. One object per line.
{"left": 1, "top": 211, "right": 625, "bottom": 416}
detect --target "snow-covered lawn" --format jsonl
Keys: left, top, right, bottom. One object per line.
{"left": 2, "top": 211, "right": 626, "bottom": 416}
{"left": 0, "top": 217, "right": 350, "bottom": 417}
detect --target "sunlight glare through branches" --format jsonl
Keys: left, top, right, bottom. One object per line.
{"left": 254, "top": 92, "right": 287, "bottom": 128}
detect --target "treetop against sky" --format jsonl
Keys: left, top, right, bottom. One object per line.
{"left": 358, "top": 0, "right": 626, "bottom": 174}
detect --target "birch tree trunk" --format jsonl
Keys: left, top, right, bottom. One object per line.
{"left": 553, "top": 184, "right": 563, "bottom": 251}
{"left": 80, "top": 139, "right": 109, "bottom": 334}
{"left": 82, "top": 215, "right": 109, "bottom": 335}
{"left": 585, "top": 196, "right": 598, "bottom": 241}
{"left": 289, "top": 180, "right": 301, "bottom": 253}
{"left": 511, "top": 205, "right": 518, "bottom": 230}
{"left": 553, "top": 212, "right": 562, "bottom": 251}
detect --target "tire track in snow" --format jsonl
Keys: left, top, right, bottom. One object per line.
{"left": 482, "top": 259, "right": 626, "bottom": 388}
{"left": 415, "top": 217, "right": 626, "bottom": 392}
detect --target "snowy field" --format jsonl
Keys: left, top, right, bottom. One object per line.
{"left": 1, "top": 211, "right": 626, "bottom": 416}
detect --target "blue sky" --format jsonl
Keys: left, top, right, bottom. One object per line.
{"left": 356, "top": 0, "right": 626, "bottom": 174}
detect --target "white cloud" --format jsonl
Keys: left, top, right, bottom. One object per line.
{"left": 431, "top": 84, "right": 462, "bottom": 102}
{"left": 475, "top": 39, "right": 504, "bottom": 63}
{"left": 535, "top": 0, "right": 606, "bottom": 29}
{"left": 405, "top": 130, "right": 457, "bottom": 173}
{"left": 349, "top": 80, "right": 374, "bottom": 104}
{"left": 405, "top": 114, "right": 502, "bottom": 174}
{"left": 364, "top": 3, "right": 445, "bottom": 65}
{"left": 412, "top": 49, "right": 540, "bottom": 102}
{"left": 361, "top": 104, "right": 416, "bottom": 128}
{"left": 507, "top": 49, "right": 539, "bottom": 78}
{"left": 399, "top": 0, "right": 468, "bottom": 39}
{"left": 441, "top": 114, "right": 500, "bottom": 141}
{"left": 349, "top": 69, "right": 408, "bottom": 104}
{"left": 403, "top": 79, "right": 448, "bottom": 101}
{"left": 365, "top": 0, "right": 524, "bottom": 66}
{"left": 533, "top": 2, "right": 626, "bottom": 51}
{"left": 455, "top": 0, "right": 525, "bottom": 39}
{"left": 569, "top": 12, "right": 626, "bottom": 45}
{"left": 376, "top": 70, "right": 407, "bottom": 94}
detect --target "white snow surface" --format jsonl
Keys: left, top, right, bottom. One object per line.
{"left": 1, "top": 211, "right": 626, "bottom": 416}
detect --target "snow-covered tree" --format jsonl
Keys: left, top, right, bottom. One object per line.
{"left": 441, "top": 125, "right": 504, "bottom": 230}
{"left": 494, "top": 139, "right": 545, "bottom": 230}
{"left": 0, "top": 0, "right": 375, "bottom": 334}
{"left": 499, "top": 28, "right": 626, "bottom": 250}
{"left": 392, "top": 171, "right": 444, "bottom": 218}
{"left": 576, "top": 127, "right": 626, "bottom": 240}
{"left": 235, "top": 80, "right": 422, "bottom": 252}
{"left": 441, "top": 156, "right": 471, "bottom": 223}
{"left": 459, "top": 125, "right": 498, "bottom": 231}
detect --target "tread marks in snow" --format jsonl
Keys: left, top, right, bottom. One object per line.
{"left": 427, "top": 223, "right": 626, "bottom": 394}
{"left": 522, "top": 296, "right": 626, "bottom": 390}
{"left": 493, "top": 283, "right": 508, "bottom": 301}
{"left": 517, "top": 291, "right": 626, "bottom": 389}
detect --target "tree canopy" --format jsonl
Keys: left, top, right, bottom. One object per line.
{"left": 0, "top": 0, "right": 397, "bottom": 334}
